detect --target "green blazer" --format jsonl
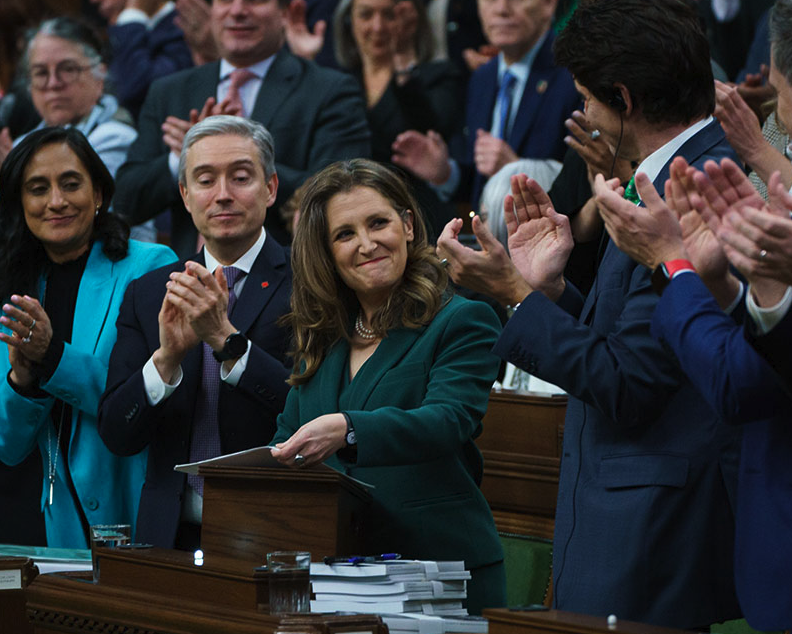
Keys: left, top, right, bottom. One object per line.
{"left": 273, "top": 295, "right": 504, "bottom": 571}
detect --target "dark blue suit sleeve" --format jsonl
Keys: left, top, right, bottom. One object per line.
{"left": 651, "top": 273, "right": 790, "bottom": 423}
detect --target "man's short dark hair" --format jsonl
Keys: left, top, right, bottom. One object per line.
{"left": 553, "top": 0, "right": 715, "bottom": 126}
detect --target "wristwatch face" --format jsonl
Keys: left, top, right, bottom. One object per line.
{"left": 224, "top": 332, "right": 248, "bottom": 358}
{"left": 346, "top": 430, "right": 357, "bottom": 446}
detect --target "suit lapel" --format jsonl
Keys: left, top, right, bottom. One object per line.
{"left": 192, "top": 61, "right": 222, "bottom": 110}
{"left": 469, "top": 61, "right": 498, "bottom": 137}
{"left": 508, "top": 35, "right": 556, "bottom": 150}
{"left": 342, "top": 326, "right": 424, "bottom": 409}
{"left": 250, "top": 49, "right": 300, "bottom": 127}
{"left": 71, "top": 242, "right": 116, "bottom": 354}
{"left": 229, "top": 237, "right": 288, "bottom": 334}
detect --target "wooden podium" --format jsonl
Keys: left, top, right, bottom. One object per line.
{"left": 199, "top": 463, "right": 372, "bottom": 571}
{"left": 22, "top": 462, "right": 379, "bottom": 633}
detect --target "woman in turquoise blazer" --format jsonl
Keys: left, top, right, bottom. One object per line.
{"left": 0, "top": 127, "right": 176, "bottom": 548}
{"left": 271, "top": 159, "right": 505, "bottom": 614}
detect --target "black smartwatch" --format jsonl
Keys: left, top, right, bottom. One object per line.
{"left": 212, "top": 332, "right": 248, "bottom": 362}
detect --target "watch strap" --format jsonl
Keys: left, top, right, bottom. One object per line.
{"left": 651, "top": 259, "right": 695, "bottom": 296}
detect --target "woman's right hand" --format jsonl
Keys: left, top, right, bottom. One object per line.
{"left": 271, "top": 413, "right": 348, "bottom": 468}
{"left": 0, "top": 295, "right": 53, "bottom": 365}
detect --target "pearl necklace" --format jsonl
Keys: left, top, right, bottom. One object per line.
{"left": 355, "top": 313, "right": 377, "bottom": 340}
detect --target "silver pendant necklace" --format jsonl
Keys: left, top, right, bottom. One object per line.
{"left": 46, "top": 407, "right": 66, "bottom": 506}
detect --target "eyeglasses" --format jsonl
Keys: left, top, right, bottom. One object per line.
{"left": 29, "top": 61, "right": 97, "bottom": 89}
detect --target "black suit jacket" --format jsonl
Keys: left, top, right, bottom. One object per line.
{"left": 98, "top": 238, "right": 292, "bottom": 547}
{"left": 113, "top": 48, "right": 371, "bottom": 253}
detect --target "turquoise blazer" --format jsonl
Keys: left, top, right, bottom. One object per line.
{"left": 273, "top": 295, "right": 505, "bottom": 605}
{"left": 0, "top": 240, "right": 177, "bottom": 548}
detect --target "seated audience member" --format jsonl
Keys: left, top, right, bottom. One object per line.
{"left": 99, "top": 116, "right": 293, "bottom": 551}
{"left": 0, "top": 127, "right": 177, "bottom": 548}
{"left": 333, "top": 0, "right": 464, "bottom": 236}
{"left": 9, "top": 19, "right": 136, "bottom": 179}
{"left": 112, "top": 0, "right": 371, "bottom": 255}
{"left": 434, "top": 0, "right": 742, "bottom": 627}
{"left": 594, "top": 154, "right": 792, "bottom": 632}
{"left": 7, "top": 17, "right": 158, "bottom": 242}
{"left": 391, "top": 0, "right": 578, "bottom": 213}
{"left": 270, "top": 158, "right": 505, "bottom": 615}
{"left": 89, "top": 0, "right": 193, "bottom": 122}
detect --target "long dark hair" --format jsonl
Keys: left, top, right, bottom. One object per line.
{"left": 0, "top": 126, "right": 129, "bottom": 301}
{"left": 289, "top": 159, "right": 448, "bottom": 385}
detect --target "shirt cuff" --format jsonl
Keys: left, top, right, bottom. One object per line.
{"left": 143, "top": 356, "right": 182, "bottom": 406}
{"left": 746, "top": 284, "right": 792, "bottom": 334}
{"left": 723, "top": 280, "right": 745, "bottom": 315}
{"left": 115, "top": 8, "right": 149, "bottom": 25}
{"left": 431, "top": 160, "right": 459, "bottom": 203}
{"left": 168, "top": 151, "right": 180, "bottom": 183}
{"left": 220, "top": 339, "right": 251, "bottom": 385}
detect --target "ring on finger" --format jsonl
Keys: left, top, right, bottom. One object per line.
{"left": 29, "top": 319, "right": 36, "bottom": 330}
{"left": 440, "top": 258, "right": 449, "bottom": 268}
{"left": 22, "top": 331, "right": 32, "bottom": 344}
{"left": 590, "top": 130, "right": 601, "bottom": 140}
{"left": 293, "top": 454, "right": 306, "bottom": 468}
{"left": 759, "top": 249, "right": 768, "bottom": 260}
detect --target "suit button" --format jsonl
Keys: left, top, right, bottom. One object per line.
{"left": 447, "top": 21, "right": 459, "bottom": 32}
{"left": 254, "top": 385, "right": 264, "bottom": 394}
{"left": 85, "top": 497, "right": 99, "bottom": 511}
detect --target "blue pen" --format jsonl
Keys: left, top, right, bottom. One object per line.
{"left": 323, "top": 553, "right": 401, "bottom": 565}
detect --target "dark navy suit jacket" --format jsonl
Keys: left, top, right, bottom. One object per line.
{"left": 107, "top": 8, "right": 193, "bottom": 121}
{"left": 98, "top": 238, "right": 292, "bottom": 548}
{"left": 652, "top": 274, "right": 792, "bottom": 631}
{"left": 460, "top": 30, "right": 579, "bottom": 208}
{"left": 493, "top": 120, "right": 743, "bottom": 627}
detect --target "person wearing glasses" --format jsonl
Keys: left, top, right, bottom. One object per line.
{"left": 1, "top": 18, "right": 137, "bottom": 201}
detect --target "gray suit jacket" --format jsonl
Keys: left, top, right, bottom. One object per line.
{"left": 113, "top": 49, "right": 371, "bottom": 253}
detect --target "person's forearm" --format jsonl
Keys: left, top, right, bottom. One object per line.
{"left": 745, "top": 141, "right": 792, "bottom": 190}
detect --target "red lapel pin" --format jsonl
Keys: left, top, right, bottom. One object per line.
{"left": 261, "top": 281, "right": 269, "bottom": 288}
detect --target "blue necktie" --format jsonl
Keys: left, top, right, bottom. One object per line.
{"left": 187, "top": 266, "right": 245, "bottom": 496}
{"left": 495, "top": 70, "right": 517, "bottom": 140}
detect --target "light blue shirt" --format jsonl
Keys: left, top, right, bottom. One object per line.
{"left": 492, "top": 31, "right": 547, "bottom": 139}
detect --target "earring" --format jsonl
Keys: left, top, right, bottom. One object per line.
{"left": 95, "top": 205, "right": 100, "bottom": 216}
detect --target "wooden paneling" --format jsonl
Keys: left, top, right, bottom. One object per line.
{"left": 478, "top": 391, "right": 567, "bottom": 540}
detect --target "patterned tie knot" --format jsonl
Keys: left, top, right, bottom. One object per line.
{"left": 229, "top": 68, "right": 257, "bottom": 91}
{"left": 223, "top": 265, "right": 244, "bottom": 289}
{"left": 623, "top": 176, "right": 641, "bottom": 205}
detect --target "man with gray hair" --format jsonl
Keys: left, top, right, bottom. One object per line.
{"left": 98, "top": 116, "right": 292, "bottom": 550}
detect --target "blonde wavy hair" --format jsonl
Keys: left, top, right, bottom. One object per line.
{"left": 288, "top": 159, "right": 448, "bottom": 385}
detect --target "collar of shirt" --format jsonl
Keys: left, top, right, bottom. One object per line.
{"left": 494, "top": 30, "right": 548, "bottom": 136}
{"left": 203, "top": 228, "right": 267, "bottom": 296}
{"left": 218, "top": 57, "right": 274, "bottom": 115}
{"left": 634, "top": 115, "right": 714, "bottom": 188}
{"left": 115, "top": 1, "right": 175, "bottom": 29}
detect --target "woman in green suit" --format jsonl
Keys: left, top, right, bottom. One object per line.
{"left": 270, "top": 159, "right": 505, "bottom": 614}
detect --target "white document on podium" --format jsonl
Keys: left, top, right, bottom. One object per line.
{"left": 174, "top": 445, "right": 374, "bottom": 489}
